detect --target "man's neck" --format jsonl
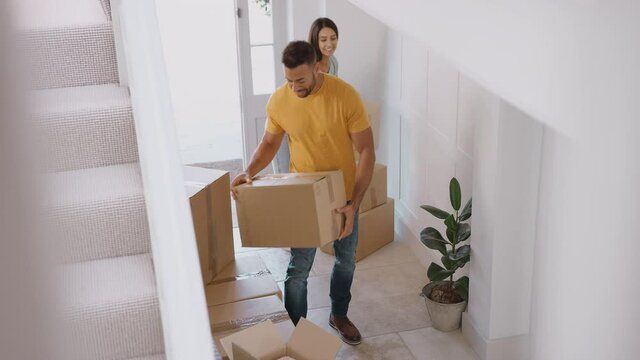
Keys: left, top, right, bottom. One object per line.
{"left": 310, "top": 73, "right": 325, "bottom": 95}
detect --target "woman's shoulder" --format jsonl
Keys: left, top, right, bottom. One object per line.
{"left": 329, "top": 56, "right": 339, "bottom": 76}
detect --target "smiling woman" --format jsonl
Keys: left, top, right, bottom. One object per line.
{"left": 308, "top": 17, "right": 340, "bottom": 76}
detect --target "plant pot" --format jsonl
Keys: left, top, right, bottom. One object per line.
{"left": 421, "top": 281, "right": 467, "bottom": 332}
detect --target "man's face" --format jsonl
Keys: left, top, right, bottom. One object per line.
{"left": 284, "top": 63, "right": 318, "bottom": 98}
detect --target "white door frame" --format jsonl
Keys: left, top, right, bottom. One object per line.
{"left": 235, "top": 0, "right": 288, "bottom": 170}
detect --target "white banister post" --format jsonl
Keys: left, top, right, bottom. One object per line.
{"left": 113, "top": 0, "right": 215, "bottom": 358}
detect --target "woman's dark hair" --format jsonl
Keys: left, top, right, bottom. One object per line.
{"left": 308, "top": 17, "right": 339, "bottom": 62}
{"left": 281, "top": 41, "right": 317, "bottom": 69}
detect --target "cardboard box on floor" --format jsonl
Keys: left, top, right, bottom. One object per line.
{"left": 207, "top": 276, "right": 291, "bottom": 359}
{"left": 184, "top": 166, "right": 235, "bottom": 284}
{"left": 209, "top": 294, "right": 291, "bottom": 334}
{"left": 212, "top": 254, "right": 271, "bottom": 284}
{"left": 322, "top": 198, "right": 395, "bottom": 262}
{"left": 214, "top": 319, "right": 296, "bottom": 360}
{"left": 205, "top": 274, "right": 281, "bottom": 307}
{"left": 359, "top": 164, "right": 387, "bottom": 213}
{"left": 235, "top": 171, "right": 346, "bottom": 248}
{"left": 221, "top": 318, "right": 342, "bottom": 360}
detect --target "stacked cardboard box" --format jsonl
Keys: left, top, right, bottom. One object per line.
{"left": 185, "top": 167, "right": 345, "bottom": 359}
{"left": 184, "top": 166, "right": 295, "bottom": 359}
{"left": 206, "top": 256, "right": 293, "bottom": 359}
{"left": 321, "top": 164, "right": 395, "bottom": 261}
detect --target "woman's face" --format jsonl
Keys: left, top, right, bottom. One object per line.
{"left": 318, "top": 27, "right": 338, "bottom": 58}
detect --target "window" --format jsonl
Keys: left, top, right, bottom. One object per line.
{"left": 248, "top": 0, "right": 276, "bottom": 95}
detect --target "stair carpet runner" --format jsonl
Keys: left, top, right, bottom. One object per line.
{"left": 22, "top": 0, "right": 166, "bottom": 358}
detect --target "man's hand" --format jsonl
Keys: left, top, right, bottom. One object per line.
{"left": 335, "top": 201, "right": 357, "bottom": 240}
{"left": 230, "top": 172, "right": 253, "bottom": 200}
{"left": 230, "top": 130, "right": 284, "bottom": 199}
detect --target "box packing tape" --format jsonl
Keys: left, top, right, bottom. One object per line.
{"left": 234, "top": 269, "right": 272, "bottom": 281}
{"left": 212, "top": 310, "right": 291, "bottom": 333}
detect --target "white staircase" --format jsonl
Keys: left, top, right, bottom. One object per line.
{"left": 16, "top": 0, "right": 166, "bottom": 358}
{"left": 31, "top": 84, "right": 138, "bottom": 172}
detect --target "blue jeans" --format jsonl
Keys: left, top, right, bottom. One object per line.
{"left": 284, "top": 213, "right": 359, "bottom": 325}
{"left": 272, "top": 134, "right": 290, "bottom": 173}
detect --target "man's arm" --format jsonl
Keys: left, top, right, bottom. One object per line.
{"left": 245, "top": 130, "right": 284, "bottom": 178}
{"left": 335, "top": 127, "right": 375, "bottom": 239}
{"left": 231, "top": 130, "right": 284, "bottom": 199}
{"left": 350, "top": 127, "right": 376, "bottom": 210}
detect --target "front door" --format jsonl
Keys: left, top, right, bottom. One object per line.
{"left": 235, "top": 0, "right": 287, "bottom": 170}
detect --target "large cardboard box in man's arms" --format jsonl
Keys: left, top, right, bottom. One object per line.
{"left": 235, "top": 171, "right": 346, "bottom": 248}
{"left": 184, "top": 166, "right": 235, "bottom": 284}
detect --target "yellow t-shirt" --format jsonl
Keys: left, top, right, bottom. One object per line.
{"left": 265, "top": 74, "right": 370, "bottom": 200}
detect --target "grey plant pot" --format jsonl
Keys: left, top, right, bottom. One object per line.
{"left": 421, "top": 282, "right": 467, "bottom": 332}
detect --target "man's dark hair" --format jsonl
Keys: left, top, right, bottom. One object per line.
{"left": 281, "top": 41, "right": 317, "bottom": 69}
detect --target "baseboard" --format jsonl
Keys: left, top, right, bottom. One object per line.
{"left": 462, "top": 313, "right": 530, "bottom": 360}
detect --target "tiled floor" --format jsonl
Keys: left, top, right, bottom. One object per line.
{"left": 231, "top": 227, "right": 479, "bottom": 360}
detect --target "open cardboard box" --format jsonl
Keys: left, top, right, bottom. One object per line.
{"left": 221, "top": 318, "right": 342, "bottom": 360}
{"left": 214, "top": 319, "right": 296, "bottom": 359}
{"left": 184, "top": 165, "right": 235, "bottom": 284}
{"left": 235, "top": 171, "right": 346, "bottom": 248}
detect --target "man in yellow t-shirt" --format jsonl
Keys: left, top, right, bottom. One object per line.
{"left": 231, "top": 41, "right": 375, "bottom": 345}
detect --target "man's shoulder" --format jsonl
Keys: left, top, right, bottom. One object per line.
{"left": 324, "top": 75, "right": 360, "bottom": 101}
{"left": 267, "top": 83, "right": 291, "bottom": 109}
{"left": 272, "top": 82, "right": 291, "bottom": 99}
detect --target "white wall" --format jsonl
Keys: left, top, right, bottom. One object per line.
{"left": 379, "top": 32, "right": 477, "bottom": 278}
{"left": 325, "top": 0, "right": 386, "bottom": 107}
{"left": 287, "top": 0, "right": 325, "bottom": 41}
{"left": 155, "top": 0, "right": 243, "bottom": 164}
{"left": 351, "top": 1, "right": 640, "bottom": 359}
{"left": 463, "top": 100, "right": 543, "bottom": 360}
{"left": 530, "top": 117, "right": 640, "bottom": 360}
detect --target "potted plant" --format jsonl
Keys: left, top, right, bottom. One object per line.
{"left": 419, "top": 177, "right": 471, "bottom": 331}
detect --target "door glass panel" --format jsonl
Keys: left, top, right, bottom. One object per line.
{"left": 248, "top": 0, "right": 273, "bottom": 45}
{"left": 251, "top": 45, "right": 276, "bottom": 95}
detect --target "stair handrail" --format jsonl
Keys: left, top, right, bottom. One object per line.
{"left": 111, "top": 0, "right": 215, "bottom": 359}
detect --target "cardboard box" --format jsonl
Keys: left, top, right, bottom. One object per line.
{"left": 359, "top": 164, "right": 387, "bottom": 213}
{"left": 209, "top": 295, "right": 290, "bottom": 333}
{"left": 235, "top": 171, "right": 346, "bottom": 248}
{"left": 184, "top": 166, "right": 235, "bottom": 284}
{"left": 322, "top": 198, "right": 395, "bottom": 262}
{"left": 212, "top": 255, "right": 271, "bottom": 284}
{"left": 221, "top": 318, "right": 342, "bottom": 360}
{"left": 205, "top": 274, "right": 281, "bottom": 307}
{"left": 214, "top": 320, "right": 296, "bottom": 360}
